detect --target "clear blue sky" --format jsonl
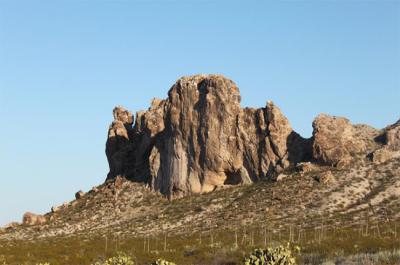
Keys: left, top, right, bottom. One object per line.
{"left": 0, "top": 0, "right": 399, "bottom": 226}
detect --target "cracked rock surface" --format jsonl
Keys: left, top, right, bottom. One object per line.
{"left": 106, "top": 74, "right": 310, "bottom": 197}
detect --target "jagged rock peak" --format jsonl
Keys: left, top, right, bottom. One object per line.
{"left": 105, "top": 74, "right": 310, "bottom": 197}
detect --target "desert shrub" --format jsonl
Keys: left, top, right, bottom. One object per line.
{"left": 151, "top": 258, "right": 176, "bottom": 265}
{"left": 244, "top": 244, "right": 296, "bottom": 265}
{"left": 92, "top": 253, "right": 134, "bottom": 265}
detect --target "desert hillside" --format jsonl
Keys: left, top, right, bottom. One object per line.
{"left": 1, "top": 75, "right": 399, "bottom": 265}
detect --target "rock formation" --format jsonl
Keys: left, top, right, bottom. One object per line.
{"left": 105, "top": 74, "right": 396, "bottom": 198}
{"left": 22, "top": 212, "right": 47, "bottom": 226}
{"left": 312, "top": 114, "right": 375, "bottom": 167}
{"left": 106, "top": 74, "right": 310, "bottom": 197}
{"left": 106, "top": 107, "right": 134, "bottom": 180}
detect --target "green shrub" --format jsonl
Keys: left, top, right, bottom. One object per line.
{"left": 244, "top": 244, "right": 296, "bottom": 265}
{"left": 151, "top": 258, "right": 176, "bottom": 265}
{"left": 92, "top": 253, "right": 134, "bottom": 265}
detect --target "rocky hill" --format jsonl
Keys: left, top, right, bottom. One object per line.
{"left": 105, "top": 74, "right": 398, "bottom": 195}
{"left": 0, "top": 75, "right": 399, "bottom": 264}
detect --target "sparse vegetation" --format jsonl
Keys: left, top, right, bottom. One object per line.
{"left": 1, "top": 158, "right": 399, "bottom": 264}
{"left": 1, "top": 220, "right": 400, "bottom": 264}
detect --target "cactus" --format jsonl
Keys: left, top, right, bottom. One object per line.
{"left": 244, "top": 244, "right": 296, "bottom": 265}
{"left": 245, "top": 248, "right": 267, "bottom": 265}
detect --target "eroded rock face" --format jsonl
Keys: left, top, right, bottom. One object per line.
{"left": 312, "top": 114, "right": 368, "bottom": 167}
{"left": 106, "top": 74, "right": 310, "bottom": 197}
{"left": 105, "top": 74, "right": 394, "bottom": 196}
{"left": 22, "top": 212, "right": 46, "bottom": 226}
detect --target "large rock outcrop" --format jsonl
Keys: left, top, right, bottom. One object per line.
{"left": 312, "top": 114, "right": 376, "bottom": 167}
{"left": 106, "top": 74, "right": 310, "bottom": 197}
{"left": 105, "top": 74, "right": 396, "bottom": 197}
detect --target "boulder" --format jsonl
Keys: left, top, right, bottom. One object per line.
{"left": 312, "top": 114, "right": 368, "bottom": 167}
{"left": 75, "top": 190, "right": 85, "bottom": 200}
{"left": 22, "top": 212, "right": 47, "bottom": 226}
{"left": 105, "top": 74, "right": 311, "bottom": 197}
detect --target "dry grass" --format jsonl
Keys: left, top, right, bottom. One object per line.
{"left": 1, "top": 221, "right": 400, "bottom": 264}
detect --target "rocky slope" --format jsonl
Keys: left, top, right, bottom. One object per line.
{"left": 2, "top": 158, "right": 400, "bottom": 241}
{"left": 1, "top": 74, "right": 399, "bottom": 242}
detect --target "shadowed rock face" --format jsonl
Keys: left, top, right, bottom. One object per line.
{"left": 105, "top": 74, "right": 310, "bottom": 197}
{"left": 105, "top": 107, "right": 134, "bottom": 179}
